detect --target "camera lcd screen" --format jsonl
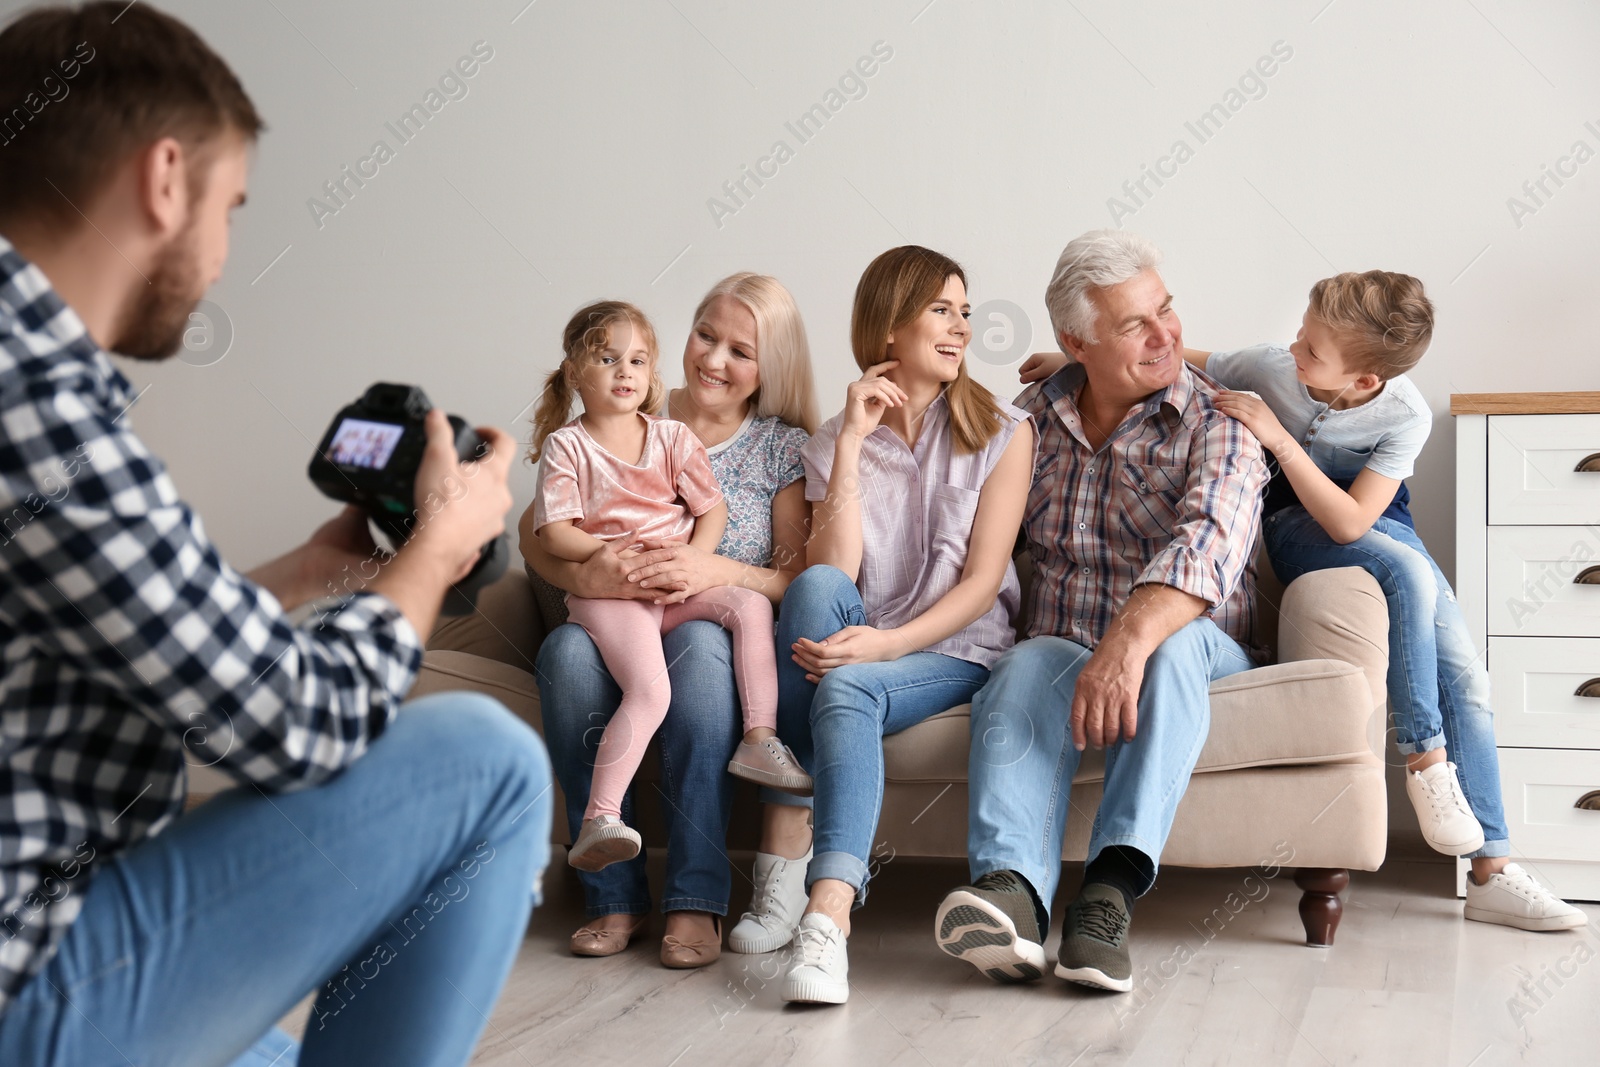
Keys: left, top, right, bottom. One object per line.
{"left": 327, "top": 418, "right": 405, "bottom": 470}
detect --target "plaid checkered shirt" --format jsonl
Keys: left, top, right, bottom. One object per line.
{"left": 0, "top": 237, "right": 424, "bottom": 1015}
{"left": 1015, "top": 362, "right": 1268, "bottom": 653}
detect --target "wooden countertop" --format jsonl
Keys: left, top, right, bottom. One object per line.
{"left": 1450, "top": 392, "right": 1600, "bottom": 416}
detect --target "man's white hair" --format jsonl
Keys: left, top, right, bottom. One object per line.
{"left": 1044, "top": 230, "right": 1164, "bottom": 347}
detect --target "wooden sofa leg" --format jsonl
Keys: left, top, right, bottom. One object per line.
{"left": 1295, "top": 868, "right": 1349, "bottom": 947}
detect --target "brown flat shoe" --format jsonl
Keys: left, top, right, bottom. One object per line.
{"left": 570, "top": 913, "right": 648, "bottom": 958}
{"left": 660, "top": 915, "right": 722, "bottom": 969}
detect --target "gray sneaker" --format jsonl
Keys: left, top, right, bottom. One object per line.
{"left": 727, "top": 737, "right": 813, "bottom": 796}
{"left": 1055, "top": 883, "right": 1133, "bottom": 992}
{"left": 935, "top": 870, "right": 1047, "bottom": 982}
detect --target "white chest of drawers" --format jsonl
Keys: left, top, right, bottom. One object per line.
{"left": 1455, "top": 393, "right": 1600, "bottom": 901}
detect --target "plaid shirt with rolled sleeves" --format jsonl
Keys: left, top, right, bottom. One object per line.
{"left": 0, "top": 237, "right": 424, "bottom": 1015}
{"left": 1015, "top": 362, "right": 1269, "bottom": 656}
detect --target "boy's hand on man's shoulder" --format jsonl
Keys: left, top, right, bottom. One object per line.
{"left": 1213, "top": 390, "right": 1292, "bottom": 456}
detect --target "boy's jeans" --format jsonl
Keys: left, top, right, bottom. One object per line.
{"left": 1266, "top": 507, "right": 1509, "bottom": 858}
{"left": 0, "top": 692, "right": 554, "bottom": 1067}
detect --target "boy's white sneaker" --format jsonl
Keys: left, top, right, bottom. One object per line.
{"left": 1464, "top": 863, "right": 1589, "bottom": 932}
{"left": 780, "top": 914, "right": 849, "bottom": 1004}
{"left": 729, "top": 847, "right": 812, "bottom": 953}
{"left": 1405, "top": 761, "right": 1485, "bottom": 856}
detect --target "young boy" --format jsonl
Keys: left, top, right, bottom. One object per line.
{"left": 1020, "top": 271, "right": 1585, "bottom": 931}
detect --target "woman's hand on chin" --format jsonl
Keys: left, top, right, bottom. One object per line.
{"left": 840, "top": 361, "right": 906, "bottom": 441}
{"left": 626, "top": 539, "right": 720, "bottom": 605}
{"left": 790, "top": 625, "right": 909, "bottom": 683}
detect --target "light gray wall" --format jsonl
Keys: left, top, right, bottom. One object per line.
{"left": 13, "top": 0, "right": 1599, "bottom": 581}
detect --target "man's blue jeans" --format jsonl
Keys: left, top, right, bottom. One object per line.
{"left": 1266, "top": 507, "right": 1510, "bottom": 858}
{"left": 536, "top": 620, "right": 741, "bottom": 918}
{"left": 967, "top": 619, "right": 1254, "bottom": 915}
{"left": 0, "top": 692, "right": 553, "bottom": 1067}
{"left": 776, "top": 566, "right": 990, "bottom": 903}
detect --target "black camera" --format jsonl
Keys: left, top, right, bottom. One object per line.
{"left": 309, "top": 383, "right": 507, "bottom": 616}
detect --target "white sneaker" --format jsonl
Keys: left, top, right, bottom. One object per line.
{"left": 780, "top": 914, "right": 849, "bottom": 1004}
{"left": 1406, "top": 761, "right": 1485, "bottom": 856}
{"left": 729, "top": 847, "right": 812, "bottom": 953}
{"left": 1465, "top": 862, "right": 1589, "bottom": 932}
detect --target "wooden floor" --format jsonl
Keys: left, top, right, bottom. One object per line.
{"left": 359, "top": 852, "right": 1600, "bottom": 1067}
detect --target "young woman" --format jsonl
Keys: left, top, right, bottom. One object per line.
{"left": 521, "top": 274, "right": 818, "bottom": 968}
{"left": 736, "top": 246, "right": 1034, "bottom": 1004}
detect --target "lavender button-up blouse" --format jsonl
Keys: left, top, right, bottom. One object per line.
{"left": 801, "top": 391, "right": 1029, "bottom": 669}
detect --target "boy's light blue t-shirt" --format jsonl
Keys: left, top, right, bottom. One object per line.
{"left": 1205, "top": 343, "right": 1432, "bottom": 482}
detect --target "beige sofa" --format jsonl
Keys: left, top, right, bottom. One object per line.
{"left": 415, "top": 559, "right": 1390, "bottom": 946}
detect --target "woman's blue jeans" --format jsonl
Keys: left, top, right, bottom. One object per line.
{"left": 536, "top": 620, "right": 742, "bottom": 917}
{"left": 774, "top": 566, "right": 989, "bottom": 904}
{"left": 1266, "top": 507, "right": 1509, "bottom": 858}
{"left": 0, "top": 692, "right": 553, "bottom": 1067}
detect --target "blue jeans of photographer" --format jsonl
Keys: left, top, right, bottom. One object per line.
{"left": 537, "top": 620, "right": 742, "bottom": 918}
{"left": 1266, "top": 506, "right": 1509, "bottom": 858}
{"left": 774, "top": 565, "right": 990, "bottom": 904}
{"left": 0, "top": 692, "right": 553, "bottom": 1067}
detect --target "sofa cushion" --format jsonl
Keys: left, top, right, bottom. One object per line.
{"left": 426, "top": 570, "right": 547, "bottom": 673}
{"left": 410, "top": 650, "right": 543, "bottom": 728}
{"left": 881, "top": 658, "right": 1379, "bottom": 785}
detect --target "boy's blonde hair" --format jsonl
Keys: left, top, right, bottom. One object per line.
{"left": 1307, "top": 271, "right": 1434, "bottom": 380}
{"left": 693, "top": 273, "right": 819, "bottom": 434}
{"left": 528, "top": 300, "right": 664, "bottom": 463}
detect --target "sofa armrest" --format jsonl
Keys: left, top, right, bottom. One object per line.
{"left": 1276, "top": 567, "right": 1389, "bottom": 714}
{"left": 426, "top": 568, "right": 548, "bottom": 677}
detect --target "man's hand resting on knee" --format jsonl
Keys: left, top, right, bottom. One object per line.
{"left": 1071, "top": 585, "right": 1207, "bottom": 750}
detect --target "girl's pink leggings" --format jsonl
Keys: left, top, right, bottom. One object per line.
{"left": 565, "top": 585, "right": 777, "bottom": 820}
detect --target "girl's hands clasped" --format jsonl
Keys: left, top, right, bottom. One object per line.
{"left": 790, "top": 625, "right": 909, "bottom": 684}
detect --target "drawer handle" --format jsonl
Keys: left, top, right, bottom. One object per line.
{"left": 1576, "top": 453, "right": 1600, "bottom": 473}
{"left": 1577, "top": 566, "right": 1600, "bottom": 586}
{"left": 1579, "top": 679, "right": 1600, "bottom": 698}
{"left": 1579, "top": 790, "right": 1600, "bottom": 811}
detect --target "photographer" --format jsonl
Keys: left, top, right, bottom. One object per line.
{"left": 0, "top": 5, "right": 550, "bottom": 1066}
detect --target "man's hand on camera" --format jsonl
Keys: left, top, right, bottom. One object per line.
{"left": 369, "top": 409, "right": 515, "bottom": 637}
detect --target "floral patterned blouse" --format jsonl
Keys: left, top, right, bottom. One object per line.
{"left": 705, "top": 411, "right": 809, "bottom": 567}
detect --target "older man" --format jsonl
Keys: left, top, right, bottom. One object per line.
{"left": 934, "top": 230, "right": 1267, "bottom": 992}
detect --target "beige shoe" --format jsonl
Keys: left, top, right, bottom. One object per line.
{"left": 660, "top": 916, "right": 722, "bottom": 969}
{"left": 570, "top": 913, "right": 648, "bottom": 957}
{"left": 728, "top": 737, "right": 813, "bottom": 796}
{"left": 568, "top": 815, "right": 642, "bottom": 872}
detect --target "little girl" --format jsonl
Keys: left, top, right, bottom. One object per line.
{"left": 529, "top": 300, "right": 811, "bottom": 872}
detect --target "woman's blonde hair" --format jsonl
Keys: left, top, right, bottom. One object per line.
{"left": 528, "top": 300, "right": 664, "bottom": 463}
{"left": 692, "top": 273, "right": 819, "bottom": 433}
{"left": 850, "top": 245, "right": 1003, "bottom": 455}
{"left": 1307, "top": 271, "right": 1434, "bottom": 380}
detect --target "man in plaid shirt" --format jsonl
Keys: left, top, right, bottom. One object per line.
{"left": 936, "top": 230, "right": 1268, "bottom": 993}
{"left": 0, "top": 5, "right": 550, "bottom": 1065}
